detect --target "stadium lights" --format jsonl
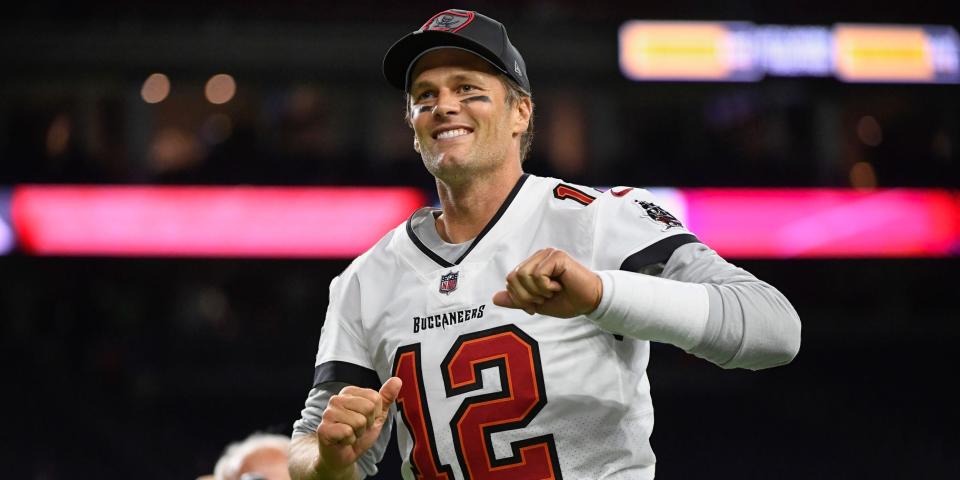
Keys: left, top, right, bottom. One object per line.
{"left": 205, "top": 74, "right": 237, "bottom": 104}
{"left": 141, "top": 73, "right": 171, "bottom": 104}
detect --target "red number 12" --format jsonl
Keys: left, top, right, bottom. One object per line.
{"left": 392, "top": 324, "right": 562, "bottom": 480}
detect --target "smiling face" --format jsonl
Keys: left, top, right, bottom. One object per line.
{"left": 408, "top": 48, "right": 531, "bottom": 183}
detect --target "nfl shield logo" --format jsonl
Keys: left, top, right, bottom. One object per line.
{"left": 439, "top": 271, "right": 459, "bottom": 295}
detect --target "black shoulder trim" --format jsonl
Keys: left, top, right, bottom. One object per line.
{"left": 454, "top": 173, "right": 530, "bottom": 264}
{"left": 620, "top": 233, "right": 700, "bottom": 272}
{"left": 313, "top": 361, "right": 381, "bottom": 390}
{"left": 406, "top": 214, "right": 455, "bottom": 268}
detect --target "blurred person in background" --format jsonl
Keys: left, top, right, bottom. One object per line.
{"left": 212, "top": 432, "right": 291, "bottom": 480}
{"left": 288, "top": 8, "right": 801, "bottom": 480}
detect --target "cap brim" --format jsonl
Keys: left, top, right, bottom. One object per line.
{"left": 382, "top": 30, "right": 509, "bottom": 92}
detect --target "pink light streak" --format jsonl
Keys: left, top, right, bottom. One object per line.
{"left": 682, "top": 189, "right": 959, "bottom": 258}
{"left": 7, "top": 185, "right": 958, "bottom": 258}
{"left": 13, "top": 185, "right": 426, "bottom": 258}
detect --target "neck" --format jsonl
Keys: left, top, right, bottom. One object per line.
{"left": 434, "top": 164, "right": 524, "bottom": 244}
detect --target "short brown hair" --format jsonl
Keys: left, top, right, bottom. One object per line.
{"left": 404, "top": 74, "right": 535, "bottom": 163}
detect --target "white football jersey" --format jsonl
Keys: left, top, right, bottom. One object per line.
{"left": 312, "top": 174, "right": 700, "bottom": 480}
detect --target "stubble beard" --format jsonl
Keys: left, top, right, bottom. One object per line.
{"left": 422, "top": 139, "right": 506, "bottom": 186}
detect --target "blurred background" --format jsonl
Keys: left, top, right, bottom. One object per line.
{"left": 1, "top": 1, "right": 958, "bottom": 478}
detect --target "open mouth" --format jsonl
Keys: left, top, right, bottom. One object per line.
{"left": 433, "top": 127, "right": 473, "bottom": 140}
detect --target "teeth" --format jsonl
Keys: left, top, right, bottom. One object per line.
{"left": 437, "top": 128, "right": 470, "bottom": 139}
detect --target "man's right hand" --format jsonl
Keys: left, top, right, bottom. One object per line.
{"left": 315, "top": 377, "right": 403, "bottom": 477}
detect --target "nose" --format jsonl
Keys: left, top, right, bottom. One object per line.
{"left": 432, "top": 89, "right": 461, "bottom": 118}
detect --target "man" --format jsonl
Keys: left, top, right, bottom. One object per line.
{"left": 289, "top": 9, "right": 801, "bottom": 480}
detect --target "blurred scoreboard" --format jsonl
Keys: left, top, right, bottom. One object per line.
{"left": 619, "top": 21, "right": 960, "bottom": 83}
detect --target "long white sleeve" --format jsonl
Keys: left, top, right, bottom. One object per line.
{"left": 586, "top": 270, "right": 710, "bottom": 351}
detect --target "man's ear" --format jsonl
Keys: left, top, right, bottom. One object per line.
{"left": 513, "top": 96, "right": 533, "bottom": 135}
{"left": 413, "top": 136, "right": 421, "bottom": 153}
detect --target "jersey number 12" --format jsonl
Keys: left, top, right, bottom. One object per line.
{"left": 392, "top": 324, "right": 563, "bottom": 480}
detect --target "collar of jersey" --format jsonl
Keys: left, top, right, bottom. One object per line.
{"left": 405, "top": 173, "right": 531, "bottom": 268}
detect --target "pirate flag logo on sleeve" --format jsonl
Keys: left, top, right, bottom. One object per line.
{"left": 636, "top": 200, "right": 683, "bottom": 230}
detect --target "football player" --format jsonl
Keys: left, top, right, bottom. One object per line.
{"left": 289, "top": 9, "right": 801, "bottom": 480}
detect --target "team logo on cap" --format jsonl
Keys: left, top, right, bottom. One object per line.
{"left": 421, "top": 10, "right": 475, "bottom": 33}
{"left": 439, "top": 271, "right": 459, "bottom": 295}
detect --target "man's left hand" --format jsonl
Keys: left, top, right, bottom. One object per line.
{"left": 493, "top": 248, "right": 602, "bottom": 318}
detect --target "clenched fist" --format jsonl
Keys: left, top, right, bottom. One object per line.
{"left": 316, "top": 377, "right": 402, "bottom": 475}
{"left": 493, "top": 248, "right": 603, "bottom": 318}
